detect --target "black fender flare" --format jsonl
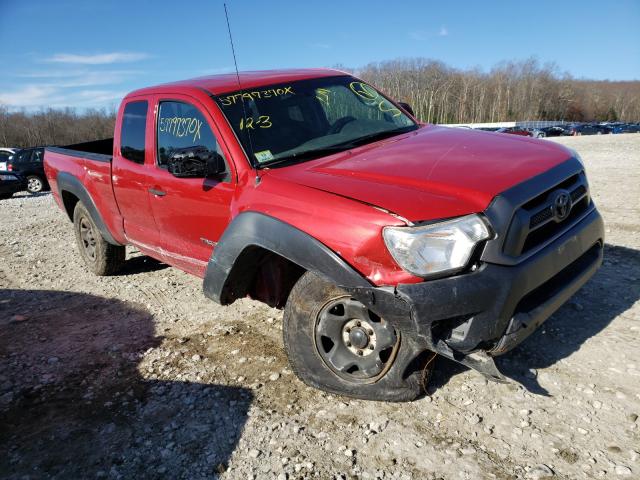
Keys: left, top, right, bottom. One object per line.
{"left": 202, "top": 212, "right": 371, "bottom": 304}
{"left": 56, "top": 172, "right": 122, "bottom": 246}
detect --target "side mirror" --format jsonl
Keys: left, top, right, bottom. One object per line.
{"left": 398, "top": 102, "right": 414, "bottom": 117}
{"left": 167, "top": 146, "right": 225, "bottom": 178}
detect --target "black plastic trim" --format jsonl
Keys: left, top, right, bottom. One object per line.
{"left": 346, "top": 207, "right": 604, "bottom": 381}
{"left": 481, "top": 157, "right": 585, "bottom": 265}
{"left": 56, "top": 172, "right": 122, "bottom": 245}
{"left": 202, "top": 212, "right": 371, "bottom": 304}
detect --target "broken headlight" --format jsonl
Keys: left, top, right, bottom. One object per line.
{"left": 383, "top": 214, "right": 491, "bottom": 278}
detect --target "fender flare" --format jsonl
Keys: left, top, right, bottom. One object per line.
{"left": 57, "top": 172, "right": 122, "bottom": 246}
{"left": 202, "top": 212, "right": 371, "bottom": 304}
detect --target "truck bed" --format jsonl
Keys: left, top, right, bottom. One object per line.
{"left": 44, "top": 138, "right": 127, "bottom": 245}
{"left": 46, "top": 138, "right": 114, "bottom": 163}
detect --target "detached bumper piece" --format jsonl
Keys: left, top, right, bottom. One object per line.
{"left": 350, "top": 208, "right": 603, "bottom": 382}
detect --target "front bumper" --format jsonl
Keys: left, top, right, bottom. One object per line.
{"left": 346, "top": 207, "right": 604, "bottom": 380}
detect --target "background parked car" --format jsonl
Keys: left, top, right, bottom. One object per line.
{"left": 495, "top": 126, "right": 532, "bottom": 136}
{"left": 564, "top": 124, "right": 600, "bottom": 136}
{"left": 593, "top": 124, "right": 614, "bottom": 134}
{"left": 0, "top": 172, "right": 23, "bottom": 199}
{"left": 4, "top": 147, "right": 50, "bottom": 193}
{"left": 539, "top": 126, "right": 566, "bottom": 137}
{"left": 616, "top": 123, "right": 640, "bottom": 133}
{"left": 526, "top": 127, "right": 545, "bottom": 138}
{"left": 0, "top": 148, "right": 19, "bottom": 172}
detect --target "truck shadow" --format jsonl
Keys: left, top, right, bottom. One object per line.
{"left": 119, "top": 253, "right": 169, "bottom": 275}
{"left": 431, "top": 243, "right": 640, "bottom": 395}
{"left": 0, "top": 289, "right": 251, "bottom": 479}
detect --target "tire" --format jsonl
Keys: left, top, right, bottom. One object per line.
{"left": 26, "top": 175, "right": 44, "bottom": 194}
{"left": 73, "top": 202, "right": 125, "bottom": 275}
{"left": 283, "top": 271, "right": 427, "bottom": 402}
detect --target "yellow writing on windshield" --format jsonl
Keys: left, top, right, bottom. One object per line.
{"left": 239, "top": 116, "right": 272, "bottom": 130}
{"left": 349, "top": 81, "right": 402, "bottom": 117}
{"left": 349, "top": 82, "right": 378, "bottom": 102}
{"left": 158, "top": 116, "right": 202, "bottom": 142}
{"left": 316, "top": 88, "right": 331, "bottom": 105}
{"left": 220, "top": 86, "right": 294, "bottom": 106}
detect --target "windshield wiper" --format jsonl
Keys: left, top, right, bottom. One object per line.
{"left": 337, "top": 125, "right": 418, "bottom": 149}
{"left": 258, "top": 125, "right": 418, "bottom": 169}
{"left": 258, "top": 145, "right": 353, "bottom": 169}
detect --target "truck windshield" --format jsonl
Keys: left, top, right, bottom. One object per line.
{"left": 214, "top": 75, "right": 417, "bottom": 168}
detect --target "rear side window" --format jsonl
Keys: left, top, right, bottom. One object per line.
{"left": 156, "top": 101, "right": 227, "bottom": 170}
{"left": 14, "top": 150, "right": 31, "bottom": 164}
{"left": 120, "top": 101, "right": 148, "bottom": 164}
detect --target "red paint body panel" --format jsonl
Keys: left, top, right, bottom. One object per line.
{"left": 266, "top": 126, "right": 572, "bottom": 222}
{"left": 43, "top": 68, "right": 577, "bottom": 288}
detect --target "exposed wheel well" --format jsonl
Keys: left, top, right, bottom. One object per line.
{"left": 220, "top": 246, "right": 306, "bottom": 309}
{"left": 61, "top": 190, "right": 80, "bottom": 221}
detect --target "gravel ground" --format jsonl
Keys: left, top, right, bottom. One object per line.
{"left": 1, "top": 134, "right": 639, "bottom": 480}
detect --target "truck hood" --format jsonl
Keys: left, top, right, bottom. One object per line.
{"left": 265, "top": 126, "right": 573, "bottom": 222}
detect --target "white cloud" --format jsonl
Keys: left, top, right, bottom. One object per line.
{"left": 309, "top": 43, "right": 331, "bottom": 49}
{"left": 45, "top": 52, "right": 150, "bottom": 65}
{"left": 409, "top": 30, "right": 429, "bottom": 41}
{"left": 0, "top": 84, "right": 126, "bottom": 110}
{"left": 409, "top": 26, "right": 450, "bottom": 41}
{"left": 0, "top": 67, "right": 144, "bottom": 110}
{"left": 0, "top": 85, "right": 57, "bottom": 107}
{"left": 13, "top": 69, "right": 142, "bottom": 88}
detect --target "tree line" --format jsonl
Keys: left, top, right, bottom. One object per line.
{"left": 0, "top": 107, "right": 116, "bottom": 148}
{"left": 354, "top": 58, "right": 640, "bottom": 125}
{"left": 1, "top": 57, "right": 638, "bottom": 148}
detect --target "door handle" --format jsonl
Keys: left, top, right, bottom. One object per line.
{"left": 148, "top": 188, "right": 166, "bottom": 197}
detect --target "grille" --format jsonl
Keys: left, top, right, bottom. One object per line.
{"left": 503, "top": 172, "right": 591, "bottom": 256}
{"left": 529, "top": 206, "right": 553, "bottom": 228}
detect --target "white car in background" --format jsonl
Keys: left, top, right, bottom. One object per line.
{"left": 0, "top": 148, "right": 19, "bottom": 171}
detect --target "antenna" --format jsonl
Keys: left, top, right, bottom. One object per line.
{"left": 224, "top": 3, "right": 258, "bottom": 176}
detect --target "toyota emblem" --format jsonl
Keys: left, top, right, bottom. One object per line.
{"left": 553, "top": 190, "right": 572, "bottom": 221}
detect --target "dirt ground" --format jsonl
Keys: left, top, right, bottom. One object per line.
{"left": 1, "top": 134, "right": 638, "bottom": 480}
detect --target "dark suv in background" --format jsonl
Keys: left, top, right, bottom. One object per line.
{"left": 3, "top": 147, "right": 50, "bottom": 193}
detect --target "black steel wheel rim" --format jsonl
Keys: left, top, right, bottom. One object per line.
{"left": 315, "top": 296, "right": 399, "bottom": 382}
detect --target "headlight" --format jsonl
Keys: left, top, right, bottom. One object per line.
{"left": 383, "top": 214, "right": 491, "bottom": 277}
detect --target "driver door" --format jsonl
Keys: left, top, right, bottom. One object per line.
{"left": 146, "top": 94, "right": 236, "bottom": 277}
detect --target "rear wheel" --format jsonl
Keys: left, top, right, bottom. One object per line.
{"left": 26, "top": 175, "right": 44, "bottom": 193}
{"left": 283, "top": 271, "right": 427, "bottom": 401}
{"left": 73, "top": 202, "right": 125, "bottom": 275}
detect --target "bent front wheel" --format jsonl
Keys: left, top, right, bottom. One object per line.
{"left": 283, "top": 271, "right": 429, "bottom": 401}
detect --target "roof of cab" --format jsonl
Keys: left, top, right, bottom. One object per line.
{"left": 126, "top": 68, "right": 347, "bottom": 98}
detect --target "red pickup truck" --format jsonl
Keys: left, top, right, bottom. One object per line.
{"left": 44, "top": 69, "right": 604, "bottom": 401}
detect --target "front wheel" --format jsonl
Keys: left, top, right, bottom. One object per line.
{"left": 283, "top": 272, "right": 428, "bottom": 401}
{"left": 73, "top": 202, "right": 125, "bottom": 275}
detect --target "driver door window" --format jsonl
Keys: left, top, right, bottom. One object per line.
{"left": 157, "top": 101, "right": 228, "bottom": 179}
